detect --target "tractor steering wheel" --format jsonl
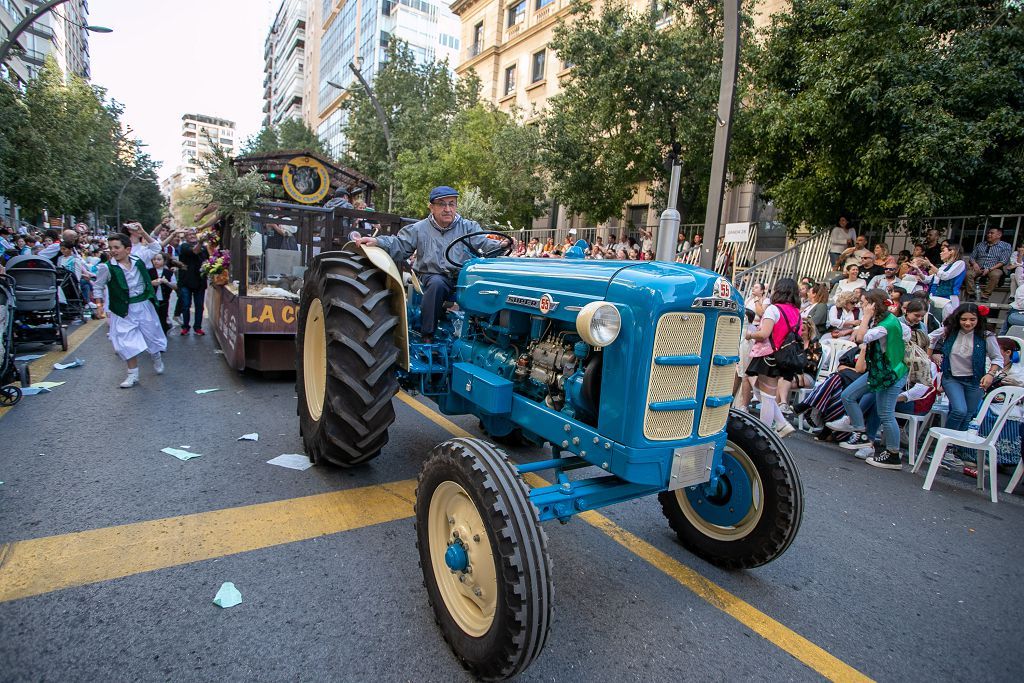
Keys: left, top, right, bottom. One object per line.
{"left": 443, "top": 230, "right": 515, "bottom": 270}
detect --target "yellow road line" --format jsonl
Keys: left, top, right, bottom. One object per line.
{"left": 400, "top": 391, "right": 871, "bottom": 682}
{"left": 0, "top": 320, "right": 104, "bottom": 420}
{"left": 2, "top": 388, "right": 871, "bottom": 681}
{"left": 578, "top": 511, "right": 872, "bottom": 683}
{"left": 0, "top": 479, "right": 416, "bottom": 603}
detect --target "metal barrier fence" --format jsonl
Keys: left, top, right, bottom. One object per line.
{"left": 732, "top": 230, "right": 833, "bottom": 299}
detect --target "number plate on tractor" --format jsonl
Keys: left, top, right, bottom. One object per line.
{"left": 668, "top": 443, "right": 716, "bottom": 491}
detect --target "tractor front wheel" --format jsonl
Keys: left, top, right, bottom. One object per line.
{"left": 296, "top": 252, "right": 399, "bottom": 466}
{"left": 658, "top": 409, "right": 803, "bottom": 569}
{"left": 415, "top": 438, "right": 552, "bottom": 680}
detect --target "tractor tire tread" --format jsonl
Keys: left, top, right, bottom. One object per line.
{"left": 296, "top": 251, "right": 398, "bottom": 467}
{"left": 415, "top": 438, "right": 552, "bottom": 680}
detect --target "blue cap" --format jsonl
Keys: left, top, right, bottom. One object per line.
{"left": 429, "top": 186, "right": 459, "bottom": 203}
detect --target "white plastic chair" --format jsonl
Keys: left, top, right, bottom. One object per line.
{"left": 912, "top": 386, "right": 1024, "bottom": 503}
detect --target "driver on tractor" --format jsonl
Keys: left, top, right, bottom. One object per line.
{"left": 354, "top": 185, "right": 499, "bottom": 343}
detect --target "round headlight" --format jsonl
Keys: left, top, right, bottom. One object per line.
{"left": 576, "top": 302, "right": 621, "bottom": 347}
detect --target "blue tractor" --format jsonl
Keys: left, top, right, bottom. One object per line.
{"left": 295, "top": 234, "right": 803, "bottom": 679}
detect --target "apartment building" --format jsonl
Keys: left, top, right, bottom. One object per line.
{"left": 450, "top": 0, "right": 788, "bottom": 231}
{"left": 303, "top": 0, "right": 462, "bottom": 158}
{"left": 178, "top": 113, "right": 237, "bottom": 186}
{"left": 264, "top": 0, "right": 307, "bottom": 128}
{"left": 0, "top": 0, "right": 93, "bottom": 225}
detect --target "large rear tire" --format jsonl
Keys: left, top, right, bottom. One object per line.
{"left": 296, "top": 252, "right": 399, "bottom": 467}
{"left": 415, "top": 438, "right": 552, "bottom": 680}
{"left": 658, "top": 409, "right": 803, "bottom": 569}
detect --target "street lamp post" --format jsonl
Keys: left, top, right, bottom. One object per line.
{"left": 0, "top": 0, "right": 112, "bottom": 66}
{"left": 327, "top": 60, "right": 395, "bottom": 212}
{"left": 115, "top": 171, "right": 140, "bottom": 229}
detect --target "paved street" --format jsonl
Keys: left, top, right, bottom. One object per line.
{"left": 1, "top": 319, "right": 1022, "bottom": 682}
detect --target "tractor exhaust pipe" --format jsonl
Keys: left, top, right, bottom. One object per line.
{"left": 655, "top": 146, "right": 683, "bottom": 264}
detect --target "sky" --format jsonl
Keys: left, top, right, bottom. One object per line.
{"left": 89, "top": 0, "right": 276, "bottom": 182}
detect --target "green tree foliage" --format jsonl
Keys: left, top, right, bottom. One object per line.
{"left": 99, "top": 147, "right": 165, "bottom": 228}
{"left": 0, "top": 58, "right": 121, "bottom": 217}
{"left": 241, "top": 118, "right": 329, "bottom": 158}
{"left": 341, "top": 41, "right": 479, "bottom": 211}
{"left": 741, "top": 0, "right": 1024, "bottom": 226}
{"left": 393, "top": 103, "right": 546, "bottom": 226}
{"left": 542, "top": 0, "right": 737, "bottom": 223}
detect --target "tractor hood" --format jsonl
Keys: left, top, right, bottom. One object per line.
{"left": 459, "top": 257, "right": 739, "bottom": 322}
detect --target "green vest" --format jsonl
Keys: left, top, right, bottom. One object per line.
{"left": 867, "top": 313, "right": 907, "bottom": 390}
{"left": 106, "top": 258, "right": 155, "bottom": 318}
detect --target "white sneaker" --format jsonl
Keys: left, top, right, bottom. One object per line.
{"left": 153, "top": 355, "right": 165, "bottom": 375}
{"left": 825, "top": 416, "right": 854, "bottom": 432}
{"left": 775, "top": 422, "right": 796, "bottom": 438}
{"left": 854, "top": 444, "right": 875, "bottom": 460}
{"left": 119, "top": 373, "right": 139, "bottom": 388}
{"left": 172, "top": 315, "right": 182, "bottom": 325}
{"left": 779, "top": 403, "right": 793, "bottom": 416}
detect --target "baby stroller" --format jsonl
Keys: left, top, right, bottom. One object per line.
{"left": 0, "top": 274, "right": 30, "bottom": 406}
{"left": 56, "top": 264, "right": 86, "bottom": 322}
{"left": 6, "top": 254, "right": 68, "bottom": 351}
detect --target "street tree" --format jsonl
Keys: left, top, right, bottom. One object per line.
{"left": 739, "top": 0, "right": 1024, "bottom": 227}
{"left": 542, "top": 0, "right": 738, "bottom": 224}
{"left": 342, "top": 41, "right": 479, "bottom": 210}
{"left": 393, "top": 103, "right": 546, "bottom": 226}
{"left": 242, "top": 118, "right": 330, "bottom": 158}
{"left": 0, "top": 58, "right": 121, "bottom": 218}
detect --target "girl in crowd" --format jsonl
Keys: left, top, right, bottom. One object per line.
{"left": 928, "top": 302, "right": 1003, "bottom": 433}
{"left": 542, "top": 237, "right": 555, "bottom": 255}
{"left": 925, "top": 242, "right": 966, "bottom": 320}
{"left": 805, "top": 283, "right": 830, "bottom": 339}
{"left": 743, "top": 278, "right": 802, "bottom": 438}
{"left": 826, "top": 289, "right": 911, "bottom": 469}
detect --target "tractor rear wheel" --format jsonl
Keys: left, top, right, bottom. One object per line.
{"left": 296, "top": 252, "right": 399, "bottom": 467}
{"left": 658, "top": 409, "right": 803, "bottom": 569}
{"left": 415, "top": 438, "right": 552, "bottom": 680}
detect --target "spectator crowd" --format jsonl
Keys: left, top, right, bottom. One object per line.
{"left": 739, "top": 216, "right": 1024, "bottom": 481}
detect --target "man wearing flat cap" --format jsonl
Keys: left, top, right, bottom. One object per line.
{"left": 355, "top": 185, "right": 494, "bottom": 343}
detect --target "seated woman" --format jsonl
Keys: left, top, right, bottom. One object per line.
{"left": 824, "top": 291, "right": 861, "bottom": 346}
{"left": 792, "top": 344, "right": 862, "bottom": 437}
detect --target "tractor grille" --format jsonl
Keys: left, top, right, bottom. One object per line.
{"left": 644, "top": 312, "right": 741, "bottom": 441}
{"left": 644, "top": 313, "right": 704, "bottom": 440}
{"left": 699, "top": 315, "right": 742, "bottom": 436}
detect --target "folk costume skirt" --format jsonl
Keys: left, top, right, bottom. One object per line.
{"left": 108, "top": 300, "right": 167, "bottom": 361}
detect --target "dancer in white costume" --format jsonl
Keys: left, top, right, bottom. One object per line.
{"left": 92, "top": 234, "right": 168, "bottom": 388}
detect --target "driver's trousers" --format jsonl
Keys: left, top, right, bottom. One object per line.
{"left": 418, "top": 272, "right": 456, "bottom": 339}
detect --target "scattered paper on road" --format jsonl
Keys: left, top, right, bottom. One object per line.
{"left": 20, "top": 387, "right": 50, "bottom": 396}
{"left": 14, "top": 354, "right": 44, "bottom": 361}
{"left": 267, "top": 454, "right": 313, "bottom": 471}
{"left": 31, "top": 382, "right": 65, "bottom": 389}
{"left": 53, "top": 359, "right": 84, "bottom": 370}
{"left": 238, "top": 433, "right": 259, "bottom": 441}
{"left": 194, "top": 388, "right": 221, "bottom": 394}
{"left": 213, "top": 582, "right": 242, "bottom": 608}
{"left": 161, "top": 447, "right": 202, "bottom": 461}
{"left": 214, "top": 350, "right": 224, "bottom": 354}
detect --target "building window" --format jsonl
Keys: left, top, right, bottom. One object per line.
{"left": 471, "top": 22, "right": 483, "bottom": 56}
{"left": 531, "top": 49, "right": 545, "bottom": 83}
{"left": 507, "top": 1, "right": 525, "bottom": 27}
{"left": 503, "top": 65, "right": 516, "bottom": 97}
{"left": 535, "top": 0, "right": 553, "bottom": 9}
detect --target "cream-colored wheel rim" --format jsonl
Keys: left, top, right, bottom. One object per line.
{"left": 303, "top": 298, "right": 327, "bottom": 421}
{"left": 676, "top": 443, "right": 764, "bottom": 541}
{"left": 428, "top": 481, "right": 497, "bottom": 637}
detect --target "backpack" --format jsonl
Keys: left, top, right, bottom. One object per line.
{"left": 904, "top": 328, "right": 932, "bottom": 387}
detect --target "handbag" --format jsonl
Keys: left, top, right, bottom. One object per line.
{"left": 767, "top": 306, "right": 807, "bottom": 375}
